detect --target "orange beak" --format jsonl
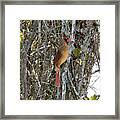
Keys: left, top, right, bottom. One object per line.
{"left": 67, "top": 38, "right": 71, "bottom": 42}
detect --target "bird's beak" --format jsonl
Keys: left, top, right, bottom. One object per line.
{"left": 67, "top": 38, "right": 71, "bottom": 42}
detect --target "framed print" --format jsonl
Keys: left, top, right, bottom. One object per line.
{"left": 0, "top": 0, "right": 120, "bottom": 119}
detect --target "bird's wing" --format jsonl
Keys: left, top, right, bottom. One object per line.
{"left": 54, "top": 50, "right": 62, "bottom": 64}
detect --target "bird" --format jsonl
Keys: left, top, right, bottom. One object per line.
{"left": 54, "top": 34, "right": 71, "bottom": 88}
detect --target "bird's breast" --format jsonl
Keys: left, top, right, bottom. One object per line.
{"left": 56, "top": 46, "right": 68, "bottom": 67}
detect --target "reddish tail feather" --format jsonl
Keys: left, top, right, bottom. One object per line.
{"left": 56, "top": 70, "right": 60, "bottom": 88}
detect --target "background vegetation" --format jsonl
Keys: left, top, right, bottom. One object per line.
{"left": 20, "top": 20, "right": 100, "bottom": 100}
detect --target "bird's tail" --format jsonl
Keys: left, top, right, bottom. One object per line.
{"left": 56, "top": 69, "right": 60, "bottom": 88}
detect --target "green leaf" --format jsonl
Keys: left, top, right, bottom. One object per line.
{"left": 73, "top": 48, "right": 81, "bottom": 58}
{"left": 89, "top": 94, "right": 100, "bottom": 100}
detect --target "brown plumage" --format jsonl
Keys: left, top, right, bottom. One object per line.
{"left": 54, "top": 35, "right": 70, "bottom": 87}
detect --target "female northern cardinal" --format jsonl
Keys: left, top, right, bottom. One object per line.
{"left": 54, "top": 35, "right": 71, "bottom": 88}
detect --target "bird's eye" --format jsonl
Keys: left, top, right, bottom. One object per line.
{"left": 65, "top": 39, "right": 68, "bottom": 42}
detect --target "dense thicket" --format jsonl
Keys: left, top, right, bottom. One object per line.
{"left": 20, "top": 20, "right": 100, "bottom": 100}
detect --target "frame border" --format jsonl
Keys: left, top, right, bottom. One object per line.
{"left": 0, "top": 0, "right": 119, "bottom": 119}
